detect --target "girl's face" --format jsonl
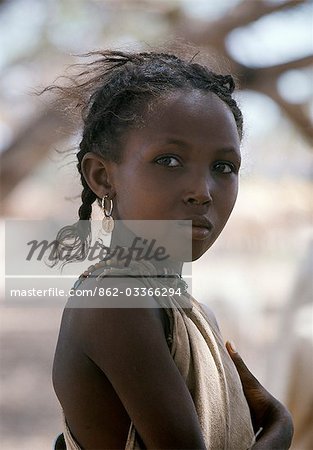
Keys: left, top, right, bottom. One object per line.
{"left": 86, "top": 89, "right": 241, "bottom": 261}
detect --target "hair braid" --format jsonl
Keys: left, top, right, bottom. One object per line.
{"left": 77, "top": 144, "right": 97, "bottom": 221}
{"left": 78, "top": 180, "right": 97, "bottom": 221}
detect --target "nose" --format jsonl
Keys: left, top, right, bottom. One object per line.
{"left": 183, "top": 175, "right": 213, "bottom": 207}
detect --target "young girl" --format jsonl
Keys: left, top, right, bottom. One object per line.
{"left": 51, "top": 50, "right": 293, "bottom": 449}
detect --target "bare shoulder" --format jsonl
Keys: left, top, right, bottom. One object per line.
{"left": 76, "top": 275, "right": 167, "bottom": 333}
{"left": 65, "top": 275, "right": 168, "bottom": 347}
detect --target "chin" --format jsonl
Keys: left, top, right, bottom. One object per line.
{"left": 190, "top": 238, "right": 217, "bottom": 261}
{"left": 191, "top": 251, "right": 206, "bottom": 262}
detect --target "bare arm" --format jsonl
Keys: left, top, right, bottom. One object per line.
{"left": 81, "top": 278, "right": 207, "bottom": 450}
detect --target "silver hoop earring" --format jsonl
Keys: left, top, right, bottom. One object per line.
{"left": 101, "top": 194, "right": 114, "bottom": 233}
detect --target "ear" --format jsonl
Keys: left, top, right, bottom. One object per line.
{"left": 81, "top": 152, "right": 115, "bottom": 198}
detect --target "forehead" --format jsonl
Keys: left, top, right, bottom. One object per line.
{"left": 125, "top": 89, "right": 240, "bottom": 151}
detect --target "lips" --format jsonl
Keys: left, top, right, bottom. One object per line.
{"left": 178, "top": 216, "right": 213, "bottom": 241}
{"left": 178, "top": 216, "right": 213, "bottom": 231}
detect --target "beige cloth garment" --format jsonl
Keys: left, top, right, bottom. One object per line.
{"left": 61, "top": 296, "right": 256, "bottom": 449}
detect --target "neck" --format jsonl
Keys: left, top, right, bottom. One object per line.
{"left": 109, "top": 220, "right": 184, "bottom": 276}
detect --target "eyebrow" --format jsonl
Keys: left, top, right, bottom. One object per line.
{"left": 161, "top": 138, "right": 190, "bottom": 150}
{"left": 162, "top": 139, "right": 240, "bottom": 158}
{"left": 216, "top": 147, "right": 241, "bottom": 158}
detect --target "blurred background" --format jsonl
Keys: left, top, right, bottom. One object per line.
{"left": 0, "top": 0, "right": 312, "bottom": 449}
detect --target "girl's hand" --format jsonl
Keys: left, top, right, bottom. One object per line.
{"left": 226, "top": 341, "right": 294, "bottom": 450}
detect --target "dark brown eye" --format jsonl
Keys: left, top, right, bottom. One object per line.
{"left": 213, "top": 162, "right": 237, "bottom": 174}
{"left": 155, "top": 156, "right": 181, "bottom": 167}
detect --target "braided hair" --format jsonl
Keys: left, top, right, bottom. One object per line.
{"left": 46, "top": 49, "right": 243, "bottom": 267}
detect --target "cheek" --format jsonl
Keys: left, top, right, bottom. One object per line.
{"left": 114, "top": 177, "right": 170, "bottom": 219}
{"left": 214, "top": 182, "right": 238, "bottom": 219}
{"left": 117, "top": 166, "right": 180, "bottom": 202}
